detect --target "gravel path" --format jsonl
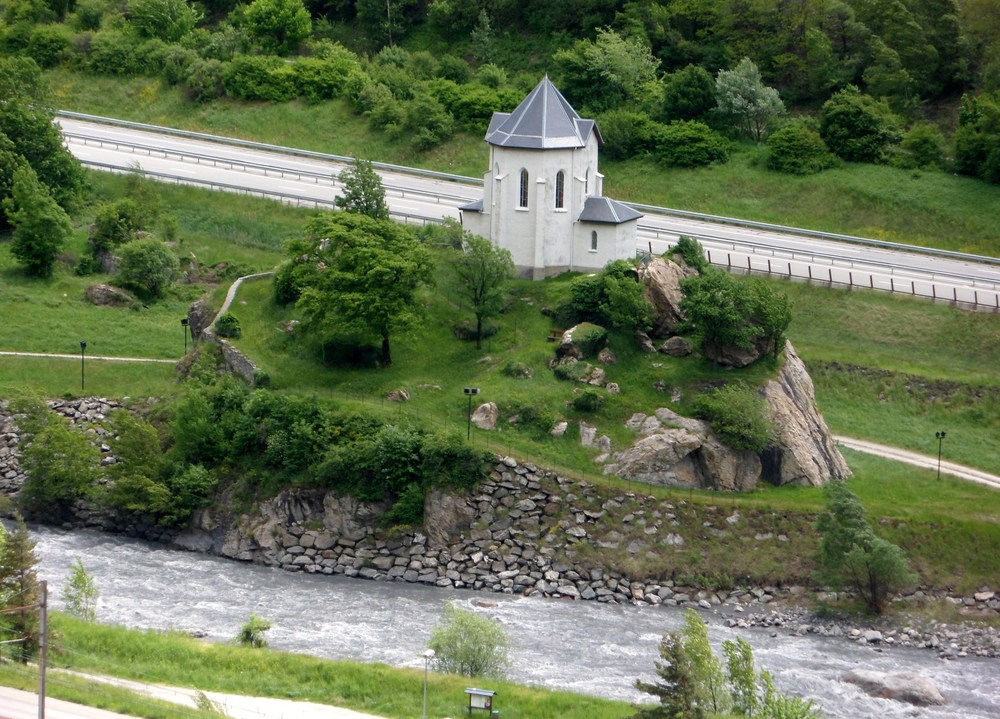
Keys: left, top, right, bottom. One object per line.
{"left": 835, "top": 435, "right": 1000, "bottom": 488}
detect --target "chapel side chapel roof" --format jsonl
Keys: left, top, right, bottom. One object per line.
{"left": 485, "top": 76, "right": 602, "bottom": 150}
{"left": 578, "top": 196, "right": 644, "bottom": 225}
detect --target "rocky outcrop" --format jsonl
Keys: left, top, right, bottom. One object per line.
{"left": 471, "top": 402, "right": 498, "bottom": 430}
{"left": 600, "top": 344, "right": 848, "bottom": 491}
{"left": 639, "top": 256, "right": 695, "bottom": 338}
{"left": 760, "top": 342, "right": 851, "bottom": 486}
{"left": 603, "top": 409, "right": 760, "bottom": 491}
{"left": 843, "top": 670, "right": 947, "bottom": 706}
{"left": 85, "top": 283, "right": 135, "bottom": 308}
{"left": 660, "top": 336, "right": 693, "bottom": 357}
{"left": 556, "top": 323, "right": 608, "bottom": 359}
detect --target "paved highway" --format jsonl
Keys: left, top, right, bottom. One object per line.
{"left": 56, "top": 115, "right": 1000, "bottom": 310}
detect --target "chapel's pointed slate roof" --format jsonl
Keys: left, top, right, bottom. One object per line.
{"left": 485, "top": 77, "right": 601, "bottom": 149}
{"left": 578, "top": 196, "right": 644, "bottom": 224}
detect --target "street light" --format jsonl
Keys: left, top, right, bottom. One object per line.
{"left": 422, "top": 648, "right": 435, "bottom": 719}
{"left": 181, "top": 317, "right": 190, "bottom": 354}
{"left": 463, "top": 387, "right": 479, "bottom": 440}
{"left": 79, "top": 340, "right": 87, "bottom": 392}
{"left": 935, "top": 430, "right": 946, "bottom": 480}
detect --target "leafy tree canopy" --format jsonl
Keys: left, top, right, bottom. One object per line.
{"left": 335, "top": 157, "right": 389, "bottom": 219}
{"left": 715, "top": 57, "right": 785, "bottom": 141}
{"left": 454, "top": 233, "right": 514, "bottom": 349}
{"left": 819, "top": 85, "right": 902, "bottom": 164}
{"left": 293, "top": 212, "right": 434, "bottom": 366}
{"left": 244, "top": 0, "right": 311, "bottom": 55}
{"left": 428, "top": 603, "right": 511, "bottom": 678}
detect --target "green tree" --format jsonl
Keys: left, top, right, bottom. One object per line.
{"left": 61, "top": 558, "right": 99, "bottom": 621}
{"left": 897, "top": 122, "right": 946, "bottom": 169}
{"left": 294, "top": 212, "right": 433, "bottom": 367}
{"left": 88, "top": 198, "right": 147, "bottom": 256}
{"left": 691, "top": 382, "right": 776, "bottom": 452}
{"left": 428, "top": 604, "right": 511, "bottom": 678}
{"left": 116, "top": 237, "right": 180, "bottom": 299}
{"left": 335, "top": 157, "right": 389, "bottom": 219}
{"left": 569, "top": 259, "right": 653, "bottom": 332}
{"left": 0, "top": 516, "right": 40, "bottom": 663}
{"left": 127, "top": 0, "right": 202, "bottom": 42}
{"left": 715, "top": 57, "right": 786, "bottom": 141}
{"left": 104, "top": 410, "right": 169, "bottom": 516}
{"left": 680, "top": 608, "right": 729, "bottom": 715}
{"left": 243, "top": 0, "right": 311, "bottom": 55}
{"left": 662, "top": 64, "right": 717, "bottom": 122}
{"left": 815, "top": 482, "right": 917, "bottom": 614}
{"left": 680, "top": 269, "right": 791, "bottom": 361}
{"left": 454, "top": 234, "right": 514, "bottom": 349}
{"left": 819, "top": 85, "right": 902, "bottom": 163}
{"left": 18, "top": 413, "right": 101, "bottom": 521}
{"left": 634, "top": 631, "right": 702, "bottom": 719}
{"left": 235, "top": 612, "right": 271, "bottom": 648}
{"left": 954, "top": 91, "right": 1000, "bottom": 183}
{"left": 553, "top": 27, "right": 661, "bottom": 112}
{"left": 3, "top": 165, "right": 73, "bottom": 278}
{"left": 0, "top": 57, "right": 85, "bottom": 210}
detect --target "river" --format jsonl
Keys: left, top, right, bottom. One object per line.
{"left": 23, "top": 525, "right": 1000, "bottom": 718}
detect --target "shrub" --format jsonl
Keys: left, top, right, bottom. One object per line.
{"left": 380, "top": 482, "right": 425, "bottom": 526}
{"left": 214, "top": 312, "right": 242, "bottom": 339}
{"left": 235, "top": 612, "right": 271, "bottom": 648}
{"left": 815, "top": 482, "right": 917, "bottom": 614}
{"left": 128, "top": 0, "right": 201, "bottom": 43}
{"left": 222, "top": 55, "right": 296, "bottom": 102}
{"left": 820, "top": 85, "right": 901, "bottom": 163}
{"left": 18, "top": 416, "right": 100, "bottom": 521}
{"left": 766, "top": 123, "right": 837, "bottom": 175}
{"left": 954, "top": 91, "right": 1000, "bottom": 183}
{"left": 89, "top": 198, "right": 145, "bottom": 254}
{"left": 595, "top": 109, "right": 658, "bottom": 160}
{"left": 116, "top": 237, "right": 180, "bottom": 299}
{"left": 653, "top": 121, "right": 730, "bottom": 168}
{"left": 160, "top": 44, "right": 198, "bottom": 86}
{"left": 896, "top": 122, "right": 946, "bottom": 169}
{"left": 184, "top": 58, "right": 225, "bottom": 101}
{"left": 572, "top": 388, "right": 606, "bottom": 412}
{"left": 690, "top": 382, "right": 775, "bottom": 452}
{"left": 85, "top": 30, "right": 145, "bottom": 75}
{"left": 453, "top": 319, "right": 498, "bottom": 341}
{"left": 673, "top": 235, "right": 709, "bottom": 273}
{"left": 662, "top": 64, "right": 716, "bottom": 121}
{"left": 552, "top": 358, "right": 587, "bottom": 382}
{"left": 572, "top": 322, "right": 609, "bottom": 357}
{"left": 429, "top": 604, "right": 511, "bottom": 678}
{"left": 569, "top": 260, "right": 652, "bottom": 332}
{"left": 26, "top": 24, "right": 71, "bottom": 67}
{"left": 61, "top": 558, "right": 99, "bottom": 622}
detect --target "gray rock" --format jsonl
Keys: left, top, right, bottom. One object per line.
{"left": 843, "top": 670, "right": 947, "bottom": 706}
{"left": 471, "top": 402, "right": 499, "bottom": 430}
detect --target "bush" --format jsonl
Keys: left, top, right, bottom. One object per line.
{"left": 453, "top": 319, "right": 498, "bottom": 341}
{"left": 662, "top": 64, "right": 716, "bottom": 121}
{"left": 184, "top": 58, "right": 225, "bottom": 101}
{"left": 595, "top": 109, "right": 658, "bottom": 160}
{"left": 569, "top": 260, "right": 651, "bottom": 332}
{"left": 815, "top": 482, "right": 917, "bottom": 614}
{"left": 89, "top": 198, "right": 146, "bottom": 254}
{"left": 235, "top": 612, "right": 271, "bottom": 648}
{"left": 572, "top": 388, "right": 606, "bottom": 412}
{"left": 429, "top": 604, "right": 511, "bottom": 678}
{"left": 26, "top": 24, "right": 71, "bottom": 67}
{"left": 573, "top": 322, "right": 609, "bottom": 356}
{"left": 954, "top": 91, "right": 1000, "bottom": 183}
{"left": 85, "top": 30, "right": 145, "bottom": 75}
{"left": 673, "top": 235, "right": 709, "bottom": 273}
{"left": 380, "top": 482, "right": 425, "bottom": 526}
{"left": 214, "top": 312, "right": 242, "bottom": 339}
{"left": 653, "top": 121, "right": 730, "bottom": 168}
{"left": 896, "top": 122, "right": 946, "bottom": 169}
{"left": 222, "top": 55, "right": 297, "bottom": 102}
{"left": 766, "top": 123, "right": 837, "bottom": 175}
{"left": 552, "top": 358, "right": 587, "bottom": 381}
{"left": 690, "top": 382, "right": 775, "bottom": 452}
{"left": 18, "top": 415, "right": 100, "bottom": 521}
{"left": 820, "top": 85, "right": 901, "bottom": 163}
{"left": 116, "top": 237, "right": 179, "bottom": 299}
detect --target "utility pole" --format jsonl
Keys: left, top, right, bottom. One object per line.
{"left": 38, "top": 580, "right": 47, "bottom": 719}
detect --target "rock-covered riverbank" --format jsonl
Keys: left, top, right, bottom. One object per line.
{"left": 2, "top": 398, "right": 998, "bottom": 661}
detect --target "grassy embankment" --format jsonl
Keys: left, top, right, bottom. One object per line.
{"left": 0, "top": 614, "right": 634, "bottom": 719}
{"left": 46, "top": 68, "right": 1000, "bottom": 257}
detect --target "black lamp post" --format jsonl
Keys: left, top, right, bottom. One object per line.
{"left": 181, "top": 317, "right": 190, "bottom": 354}
{"left": 935, "top": 431, "right": 946, "bottom": 480}
{"left": 463, "top": 387, "right": 479, "bottom": 440}
{"left": 79, "top": 340, "right": 87, "bottom": 392}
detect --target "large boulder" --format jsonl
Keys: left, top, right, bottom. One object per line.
{"left": 85, "top": 283, "right": 134, "bottom": 308}
{"left": 843, "top": 670, "right": 947, "bottom": 706}
{"left": 424, "top": 489, "right": 476, "bottom": 545}
{"left": 603, "top": 410, "right": 760, "bottom": 491}
{"left": 639, "top": 256, "right": 697, "bottom": 338}
{"left": 471, "top": 402, "right": 498, "bottom": 430}
{"left": 759, "top": 342, "right": 851, "bottom": 486}
{"left": 703, "top": 336, "right": 774, "bottom": 368}
{"left": 557, "top": 322, "right": 608, "bottom": 359}
{"left": 187, "top": 298, "right": 215, "bottom": 341}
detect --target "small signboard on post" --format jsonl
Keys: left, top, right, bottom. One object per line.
{"left": 465, "top": 688, "right": 496, "bottom": 718}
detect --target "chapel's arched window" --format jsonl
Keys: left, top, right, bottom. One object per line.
{"left": 519, "top": 169, "right": 529, "bottom": 208}
{"left": 591, "top": 231, "right": 598, "bottom": 251}
{"left": 555, "top": 171, "right": 565, "bottom": 209}
{"left": 584, "top": 168, "right": 590, "bottom": 195}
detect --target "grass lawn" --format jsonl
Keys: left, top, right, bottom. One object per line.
{"left": 16, "top": 614, "right": 635, "bottom": 719}
{"left": 45, "top": 69, "right": 1000, "bottom": 258}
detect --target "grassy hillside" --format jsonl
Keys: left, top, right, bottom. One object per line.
{"left": 46, "top": 69, "right": 1000, "bottom": 257}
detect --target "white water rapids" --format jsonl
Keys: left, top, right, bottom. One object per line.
{"left": 23, "top": 525, "right": 1000, "bottom": 718}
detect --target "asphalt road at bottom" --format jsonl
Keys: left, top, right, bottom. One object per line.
{"left": 0, "top": 682, "right": 387, "bottom": 719}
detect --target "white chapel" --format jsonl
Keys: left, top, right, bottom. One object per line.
{"left": 459, "top": 77, "right": 642, "bottom": 279}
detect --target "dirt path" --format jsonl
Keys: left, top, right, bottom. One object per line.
{"left": 0, "top": 351, "right": 177, "bottom": 364}
{"left": 835, "top": 435, "right": 1000, "bottom": 489}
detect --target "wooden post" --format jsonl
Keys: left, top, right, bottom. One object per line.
{"left": 38, "top": 580, "right": 47, "bottom": 719}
